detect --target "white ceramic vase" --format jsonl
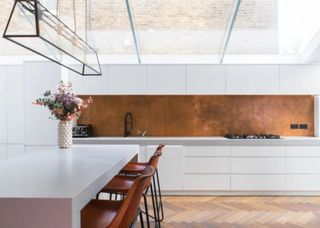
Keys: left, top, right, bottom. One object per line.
{"left": 58, "top": 121, "right": 73, "bottom": 148}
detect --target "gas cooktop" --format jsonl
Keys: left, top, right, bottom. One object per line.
{"left": 225, "top": 134, "right": 281, "bottom": 139}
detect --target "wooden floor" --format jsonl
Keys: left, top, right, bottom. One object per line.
{"left": 143, "top": 196, "right": 320, "bottom": 228}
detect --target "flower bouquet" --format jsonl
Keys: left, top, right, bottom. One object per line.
{"left": 33, "top": 81, "right": 92, "bottom": 148}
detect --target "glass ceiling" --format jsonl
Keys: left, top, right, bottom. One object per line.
{"left": 0, "top": 0, "right": 320, "bottom": 64}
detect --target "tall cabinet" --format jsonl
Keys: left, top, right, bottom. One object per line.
{"left": 24, "top": 61, "right": 61, "bottom": 147}
{"left": 0, "top": 65, "right": 24, "bottom": 158}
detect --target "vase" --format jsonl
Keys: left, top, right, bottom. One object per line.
{"left": 58, "top": 121, "right": 73, "bottom": 148}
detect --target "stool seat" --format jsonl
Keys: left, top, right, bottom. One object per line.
{"left": 121, "top": 162, "right": 148, "bottom": 174}
{"left": 102, "top": 175, "right": 136, "bottom": 194}
{"left": 81, "top": 200, "right": 122, "bottom": 228}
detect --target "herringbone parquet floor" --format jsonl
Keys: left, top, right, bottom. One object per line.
{"left": 149, "top": 196, "right": 320, "bottom": 228}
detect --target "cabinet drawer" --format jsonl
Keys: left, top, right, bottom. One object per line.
{"left": 231, "top": 175, "right": 286, "bottom": 191}
{"left": 230, "top": 146, "right": 285, "bottom": 157}
{"left": 231, "top": 158, "right": 285, "bottom": 174}
{"left": 287, "top": 147, "right": 320, "bottom": 157}
{"left": 287, "top": 175, "right": 320, "bottom": 191}
{"left": 184, "top": 157, "right": 229, "bottom": 173}
{"left": 184, "top": 146, "right": 229, "bottom": 157}
{"left": 287, "top": 158, "right": 320, "bottom": 174}
{"left": 184, "top": 174, "right": 230, "bottom": 190}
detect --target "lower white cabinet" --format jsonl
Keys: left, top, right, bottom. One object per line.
{"left": 140, "top": 145, "right": 320, "bottom": 193}
{"left": 0, "top": 145, "right": 7, "bottom": 159}
{"left": 146, "top": 145, "right": 184, "bottom": 191}
{"left": 287, "top": 175, "right": 320, "bottom": 191}
{"left": 7, "top": 145, "right": 24, "bottom": 157}
{"left": 184, "top": 157, "right": 229, "bottom": 173}
{"left": 231, "top": 175, "right": 286, "bottom": 191}
{"left": 231, "top": 158, "right": 286, "bottom": 174}
{"left": 184, "top": 174, "right": 230, "bottom": 191}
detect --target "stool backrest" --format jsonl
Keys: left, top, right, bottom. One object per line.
{"left": 148, "top": 144, "right": 165, "bottom": 169}
{"left": 108, "top": 166, "right": 155, "bottom": 228}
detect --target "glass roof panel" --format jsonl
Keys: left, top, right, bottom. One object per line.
{"left": 91, "top": 0, "right": 136, "bottom": 56}
{"left": 225, "top": 0, "right": 320, "bottom": 56}
{"left": 130, "top": 0, "right": 235, "bottom": 59}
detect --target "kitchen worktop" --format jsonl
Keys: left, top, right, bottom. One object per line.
{"left": 0, "top": 144, "right": 138, "bottom": 228}
{"left": 73, "top": 136, "right": 320, "bottom": 146}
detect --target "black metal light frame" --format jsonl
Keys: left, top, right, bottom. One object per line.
{"left": 3, "top": 0, "right": 101, "bottom": 76}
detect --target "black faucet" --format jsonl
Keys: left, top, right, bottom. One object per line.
{"left": 124, "top": 112, "right": 133, "bottom": 137}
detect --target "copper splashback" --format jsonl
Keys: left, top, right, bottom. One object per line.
{"left": 78, "top": 95, "right": 314, "bottom": 137}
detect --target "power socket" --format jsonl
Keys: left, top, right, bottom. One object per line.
{"left": 299, "top": 124, "right": 308, "bottom": 129}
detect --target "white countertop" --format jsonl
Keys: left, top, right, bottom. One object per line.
{"left": 73, "top": 136, "right": 320, "bottom": 146}
{"left": 0, "top": 144, "right": 138, "bottom": 228}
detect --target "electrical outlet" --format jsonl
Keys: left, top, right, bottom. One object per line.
{"left": 299, "top": 124, "right": 308, "bottom": 129}
{"left": 290, "top": 124, "right": 299, "bottom": 129}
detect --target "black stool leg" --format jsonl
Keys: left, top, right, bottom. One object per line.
{"left": 155, "top": 169, "right": 164, "bottom": 221}
{"left": 139, "top": 209, "right": 145, "bottom": 228}
{"left": 143, "top": 193, "right": 150, "bottom": 228}
{"left": 150, "top": 183, "right": 160, "bottom": 228}
{"left": 152, "top": 175, "right": 161, "bottom": 228}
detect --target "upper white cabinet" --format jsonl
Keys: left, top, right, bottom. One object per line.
{"left": 226, "top": 65, "right": 279, "bottom": 94}
{"left": 280, "top": 65, "right": 320, "bottom": 95}
{"left": 7, "top": 66, "right": 24, "bottom": 144}
{"left": 0, "top": 67, "right": 7, "bottom": 144}
{"left": 68, "top": 65, "right": 108, "bottom": 95}
{"left": 24, "top": 61, "right": 60, "bottom": 146}
{"left": 186, "top": 65, "right": 226, "bottom": 94}
{"left": 109, "top": 65, "right": 147, "bottom": 94}
{"left": 147, "top": 65, "right": 186, "bottom": 94}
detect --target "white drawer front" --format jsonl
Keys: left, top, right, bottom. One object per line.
{"left": 184, "top": 146, "right": 230, "bottom": 157}
{"left": 184, "top": 174, "right": 230, "bottom": 190}
{"left": 230, "top": 146, "right": 285, "bottom": 157}
{"left": 286, "top": 147, "right": 320, "bottom": 157}
{"left": 231, "top": 175, "right": 286, "bottom": 191}
{"left": 287, "top": 158, "right": 320, "bottom": 174}
{"left": 231, "top": 158, "right": 285, "bottom": 174}
{"left": 287, "top": 175, "right": 320, "bottom": 191}
{"left": 184, "top": 157, "right": 230, "bottom": 174}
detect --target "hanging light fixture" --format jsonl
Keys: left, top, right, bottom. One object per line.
{"left": 3, "top": 0, "right": 101, "bottom": 76}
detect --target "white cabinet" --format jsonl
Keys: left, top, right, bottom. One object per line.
{"left": 280, "top": 65, "right": 320, "bottom": 95}
{"left": 0, "top": 67, "right": 7, "bottom": 144}
{"left": 231, "top": 158, "right": 285, "bottom": 174}
{"left": 146, "top": 145, "right": 183, "bottom": 191}
{"left": 226, "top": 65, "right": 279, "bottom": 94}
{"left": 7, "top": 144, "right": 24, "bottom": 157}
{"left": 230, "top": 146, "right": 285, "bottom": 157}
{"left": 184, "top": 174, "right": 230, "bottom": 191}
{"left": 186, "top": 65, "right": 226, "bottom": 94}
{"left": 287, "top": 175, "right": 320, "bottom": 191}
{"left": 109, "top": 65, "right": 147, "bottom": 94}
{"left": 7, "top": 66, "right": 24, "bottom": 144}
{"left": 147, "top": 65, "right": 186, "bottom": 94}
{"left": 231, "top": 175, "right": 286, "bottom": 191}
{"left": 184, "top": 146, "right": 229, "bottom": 157}
{"left": 184, "top": 157, "right": 230, "bottom": 173}
{"left": 68, "top": 65, "right": 108, "bottom": 95}
{"left": 0, "top": 145, "right": 7, "bottom": 159}
{"left": 24, "top": 61, "right": 60, "bottom": 146}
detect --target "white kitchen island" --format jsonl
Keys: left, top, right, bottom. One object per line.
{"left": 0, "top": 144, "right": 138, "bottom": 228}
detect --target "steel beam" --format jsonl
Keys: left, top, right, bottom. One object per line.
{"left": 219, "top": 0, "right": 241, "bottom": 64}
{"left": 125, "top": 0, "right": 141, "bottom": 63}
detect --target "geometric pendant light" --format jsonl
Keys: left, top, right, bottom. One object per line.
{"left": 3, "top": 0, "right": 101, "bottom": 76}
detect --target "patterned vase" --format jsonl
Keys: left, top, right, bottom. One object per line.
{"left": 58, "top": 121, "right": 73, "bottom": 148}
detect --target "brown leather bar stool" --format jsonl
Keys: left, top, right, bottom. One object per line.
{"left": 97, "top": 145, "right": 164, "bottom": 227}
{"left": 120, "top": 144, "right": 165, "bottom": 223}
{"left": 81, "top": 166, "right": 155, "bottom": 228}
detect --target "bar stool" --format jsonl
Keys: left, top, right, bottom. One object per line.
{"left": 97, "top": 144, "right": 165, "bottom": 227}
{"left": 81, "top": 166, "right": 155, "bottom": 228}
{"left": 120, "top": 144, "right": 165, "bottom": 222}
